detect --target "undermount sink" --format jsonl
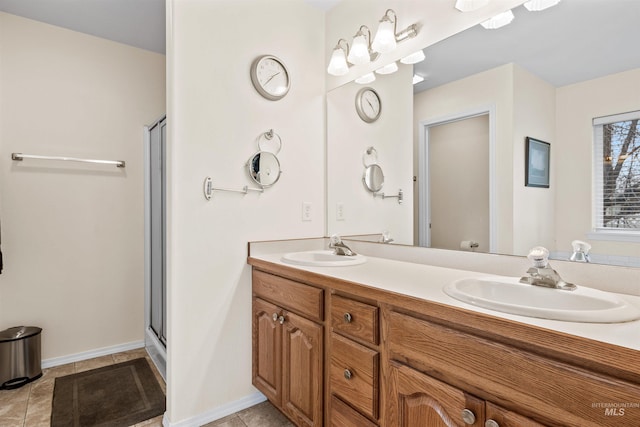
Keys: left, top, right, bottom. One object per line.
{"left": 443, "top": 277, "right": 640, "bottom": 323}
{"left": 281, "top": 250, "right": 367, "bottom": 267}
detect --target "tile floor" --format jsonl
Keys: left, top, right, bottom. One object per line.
{"left": 0, "top": 348, "right": 290, "bottom": 427}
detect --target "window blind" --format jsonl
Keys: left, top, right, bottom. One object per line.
{"left": 592, "top": 111, "right": 640, "bottom": 233}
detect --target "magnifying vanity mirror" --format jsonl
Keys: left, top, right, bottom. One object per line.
{"left": 326, "top": 0, "right": 640, "bottom": 266}
{"left": 362, "top": 146, "right": 384, "bottom": 193}
{"left": 247, "top": 151, "right": 281, "bottom": 188}
{"left": 247, "top": 129, "right": 283, "bottom": 188}
{"left": 363, "top": 164, "right": 384, "bottom": 193}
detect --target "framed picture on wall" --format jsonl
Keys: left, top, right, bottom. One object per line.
{"left": 525, "top": 137, "right": 550, "bottom": 188}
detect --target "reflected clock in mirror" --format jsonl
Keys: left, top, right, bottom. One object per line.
{"left": 363, "top": 164, "right": 384, "bottom": 192}
{"left": 247, "top": 151, "right": 281, "bottom": 187}
{"left": 355, "top": 87, "right": 381, "bottom": 123}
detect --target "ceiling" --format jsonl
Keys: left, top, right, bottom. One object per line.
{"left": 0, "top": 0, "right": 166, "bottom": 54}
{"left": 414, "top": 0, "right": 640, "bottom": 92}
{"left": 1, "top": 0, "right": 637, "bottom": 90}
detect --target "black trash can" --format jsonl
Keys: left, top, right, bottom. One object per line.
{"left": 0, "top": 326, "right": 43, "bottom": 389}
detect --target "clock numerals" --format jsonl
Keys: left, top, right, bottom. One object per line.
{"left": 251, "top": 55, "right": 290, "bottom": 101}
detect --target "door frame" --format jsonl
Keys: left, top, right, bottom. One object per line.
{"left": 417, "top": 105, "right": 497, "bottom": 252}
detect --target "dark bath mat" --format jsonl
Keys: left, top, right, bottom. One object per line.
{"left": 51, "top": 357, "right": 165, "bottom": 427}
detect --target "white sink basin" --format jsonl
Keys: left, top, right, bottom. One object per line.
{"left": 281, "top": 250, "right": 367, "bottom": 267}
{"left": 443, "top": 277, "right": 640, "bottom": 323}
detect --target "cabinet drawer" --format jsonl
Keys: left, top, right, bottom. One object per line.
{"left": 253, "top": 270, "right": 323, "bottom": 322}
{"left": 330, "top": 396, "right": 377, "bottom": 427}
{"left": 388, "top": 310, "right": 640, "bottom": 426}
{"left": 330, "top": 333, "right": 379, "bottom": 420}
{"left": 331, "top": 294, "right": 378, "bottom": 345}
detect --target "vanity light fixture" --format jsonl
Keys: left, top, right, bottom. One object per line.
{"left": 480, "top": 9, "right": 514, "bottom": 29}
{"left": 523, "top": 0, "right": 561, "bottom": 11}
{"left": 347, "top": 26, "right": 379, "bottom": 65}
{"left": 400, "top": 50, "right": 426, "bottom": 65}
{"left": 412, "top": 74, "right": 425, "bottom": 84}
{"left": 371, "top": 9, "right": 419, "bottom": 54}
{"left": 327, "top": 39, "right": 350, "bottom": 76}
{"left": 375, "top": 61, "right": 398, "bottom": 75}
{"left": 454, "top": 0, "right": 490, "bottom": 12}
{"left": 355, "top": 72, "right": 376, "bottom": 84}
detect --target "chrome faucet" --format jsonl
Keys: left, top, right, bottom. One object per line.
{"left": 519, "top": 247, "right": 577, "bottom": 291}
{"left": 379, "top": 231, "right": 394, "bottom": 244}
{"left": 329, "top": 234, "right": 356, "bottom": 256}
{"left": 569, "top": 240, "right": 591, "bottom": 263}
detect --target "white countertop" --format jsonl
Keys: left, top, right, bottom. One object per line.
{"left": 251, "top": 251, "right": 640, "bottom": 351}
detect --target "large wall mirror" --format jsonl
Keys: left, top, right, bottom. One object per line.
{"left": 326, "top": 0, "right": 640, "bottom": 266}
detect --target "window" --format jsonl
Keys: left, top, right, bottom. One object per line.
{"left": 593, "top": 111, "right": 640, "bottom": 238}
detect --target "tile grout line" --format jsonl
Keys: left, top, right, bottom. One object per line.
{"left": 21, "top": 383, "right": 32, "bottom": 427}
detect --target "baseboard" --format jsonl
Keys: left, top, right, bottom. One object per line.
{"left": 163, "top": 392, "right": 267, "bottom": 427}
{"left": 41, "top": 340, "right": 145, "bottom": 369}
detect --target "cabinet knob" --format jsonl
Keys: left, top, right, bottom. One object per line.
{"left": 272, "top": 313, "right": 278, "bottom": 322}
{"left": 343, "top": 369, "right": 353, "bottom": 380}
{"left": 278, "top": 315, "right": 285, "bottom": 325}
{"left": 461, "top": 409, "right": 476, "bottom": 425}
{"left": 485, "top": 420, "right": 500, "bottom": 427}
{"left": 343, "top": 312, "right": 352, "bottom": 323}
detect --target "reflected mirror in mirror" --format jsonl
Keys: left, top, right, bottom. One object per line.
{"left": 363, "top": 164, "right": 384, "bottom": 192}
{"left": 326, "top": 0, "right": 640, "bottom": 266}
{"left": 247, "top": 151, "right": 281, "bottom": 187}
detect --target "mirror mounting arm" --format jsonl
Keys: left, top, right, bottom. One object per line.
{"left": 374, "top": 188, "right": 403, "bottom": 204}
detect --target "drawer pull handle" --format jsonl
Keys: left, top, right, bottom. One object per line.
{"left": 343, "top": 312, "right": 353, "bottom": 323}
{"left": 278, "top": 315, "right": 285, "bottom": 325}
{"left": 343, "top": 369, "right": 353, "bottom": 380}
{"left": 485, "top": 420, "right": 500, "bottom": 427}
{"left": 272, "top": 313, "right": 278, "bottom": 322}
{"left": 461, "top": 409, "right": 476, "bottom": 425}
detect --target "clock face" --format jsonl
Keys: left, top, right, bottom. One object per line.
{"left": 356, "top": 88, "right": 381, "bottom": 123}
{"left": 251, "top": 55, "right": 290, "bottom": 101}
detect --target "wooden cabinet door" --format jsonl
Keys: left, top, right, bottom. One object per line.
{"left": 253, "top": 298, "right": 282, "bottom": 405}
{"left": 387, "top": 361, "right": 484, "bottom": 427}
{"left": 486, "top": 402, "right": 547, "bottom": 427}
{"left": 282, "top": 310, "right": 323, "bottom": 427}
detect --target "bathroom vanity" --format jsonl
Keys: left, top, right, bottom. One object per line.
{"left": 248, "top": 242, "right": 640, "bottom": 427}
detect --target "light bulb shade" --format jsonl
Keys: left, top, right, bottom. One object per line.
{"left": 375, "top": 61, "right": 398, "bottom": 75}
{"left": 412, "top": 74, "right": 424, "bottom": 84}
{"left": 454, "top": 0, "right": 489, "bottom": 12}
{"left": 480, "top": 10, "right": 514, "bottom": 29}
{"left": 327, "top": 47, "right": 349, "bottom": 76}
{"left": 400, "top": 50, "right": 426, "bottom": 65}
{"left": 355, "top": 72, "right": 376, "bottom": 84}
{"left": 523, "top": 0, "right": 561, "bottom": 11}
{"left": 347, "top": 34, "right": 370, "bottom": 65}
{"left": 372, "top": 19, "right": 396, "bottom": 53}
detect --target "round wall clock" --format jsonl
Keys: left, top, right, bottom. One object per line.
{"left": 355, "top": 87, "right": 382, "bottom": 123}
{"left": 250, "top": 55, "right": 291, "bottom": 101}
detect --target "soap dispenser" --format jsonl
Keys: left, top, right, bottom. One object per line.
{"left": 569, "top": 240, "right": 591, "bottom": 263}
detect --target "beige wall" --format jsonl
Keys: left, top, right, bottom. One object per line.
{"left": 512, "top": 64, "right": 556, "bottom": 255}
{"left": 327, "top": 65, "right": 414, "bottom": 244}
{"left": 0, "top": 13, "right": 166, "bottom": 359}
{"left": 556, "top": 68, "right": 640, "bottom": 257}
{"left": 167, "top": 0, "right": 325, "bottom": 423}
{"left": 414, "top": 64, "right": 558, "bottom": 256}
{"left": 414, "top": 64, "right": 515, "bottom": 253}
